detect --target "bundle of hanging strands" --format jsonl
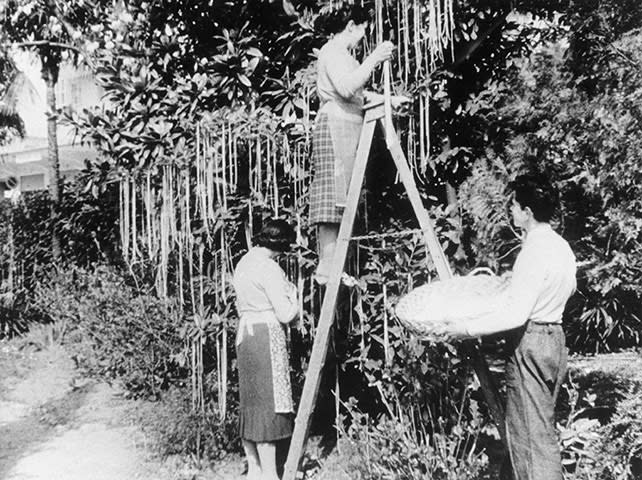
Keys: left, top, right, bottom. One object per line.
{"left": 394, "top": 268, "right": 510, "bottom": 337}
{"left": 115, "top": 0, "right": 458, "bottom": 418}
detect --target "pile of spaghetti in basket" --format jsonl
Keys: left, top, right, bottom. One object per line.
{"left": 394, "top": 269, "right": 510, "bottom": 337}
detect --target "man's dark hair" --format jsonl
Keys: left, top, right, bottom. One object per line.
{"left": 254, "top": 219, "right": 296, "bottom": 253}
{"left": 315, "top": 4, "right": 372, "bottom": 35}
{"left": 508, "top": 173, "right": 559, "bottom": 223}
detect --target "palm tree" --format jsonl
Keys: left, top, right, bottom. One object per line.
{"left": 0, "top": 66, "right": 27, "bottom": 142}
{"left": 0, "top": 103, "right": 23, "bottom": 137}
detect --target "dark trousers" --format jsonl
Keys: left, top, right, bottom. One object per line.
{"left": 505, "top": 322, "right": 567, "bottom": 480}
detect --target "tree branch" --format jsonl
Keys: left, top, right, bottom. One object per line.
{"left": 450, "top": 10, "right": 512, "bottom": 69}
{"left": 13, "top": 39, "right": 77, "bottom": 52}
{"left": 10, "top": 40, "right": 95, "bottom": 70}
{"left": 609, "top": 43, "right": 640, "bottom": 68}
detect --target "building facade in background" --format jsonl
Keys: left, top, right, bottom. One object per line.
{"left": 0, "top": 61, "right": 102, "bottom": 199}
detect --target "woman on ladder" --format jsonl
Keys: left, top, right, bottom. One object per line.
{"left": 310, "top": 4, "right": 395, "bottom": 284}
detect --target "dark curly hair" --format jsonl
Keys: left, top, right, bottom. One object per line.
{"left": 315, "top": 3, "right": 372, "bottom": 35}
{"left": 254, "top": 219, "right": 296, "bottom": 253}
{"left": 508, "top": 172, "right": 559, "bottom": 223}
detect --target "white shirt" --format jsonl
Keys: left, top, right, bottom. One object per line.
{"left": 466, "top": 223, "right": 577, "bottom": 337}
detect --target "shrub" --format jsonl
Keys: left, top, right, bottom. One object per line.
{"left": 457, "top": 37, "right": 642, "bottom": 353}
{"left": 322, "top": 398, "right": 488, "bottom": 480}
{"left": 0, "top": 174, "right": 120, "bottom": 339}
{"left": 30, "top": 264, "right": 242, "bottom": 459}
{"left": 559, "top": 361, "right": 642, "bottom": 479}
{"left": 30, "top": 265, "right": 188, "bottom": 398}
{"left": 564, "top": 388, "right": 642, "bottom": 480}
{"left": 133, "top": 385, "right": 241, "bottom": 461}
{"left": 0, "top": 295, "right": 29, "bottom": 338}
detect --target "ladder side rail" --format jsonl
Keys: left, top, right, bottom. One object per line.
{"left": 382, "top": 119, "right": 508, "bottom": 447}
{"left": 282, "top": 115, "right": 378, "bottom": 480}
{"left": 462, "top": 343, "right": 507, "bottom": 442}
{"left": 381, "top": 120, "right": 452, "bottom": 279}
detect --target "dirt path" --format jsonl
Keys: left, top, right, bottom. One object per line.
{"left": 5, "top": 384, "right": 160, "bottom": 480}
{"left": 0, "top": 341, "right": 184, "bottom": 479}
{"left": 0, "top": 338, "right": 248, "bottom": 480}
{"left": 0, "top": 341, "right": 160, "bottom": 480}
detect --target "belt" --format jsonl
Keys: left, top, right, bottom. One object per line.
{"left": 526, "top": 322, "right": 563, "bottom": 333}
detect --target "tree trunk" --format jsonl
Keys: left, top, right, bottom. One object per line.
{"left": 43, "top": 68, "right": 62, "bottom": 261}
{"left": 8, "top": 207, "right": 14, "bottom": 294}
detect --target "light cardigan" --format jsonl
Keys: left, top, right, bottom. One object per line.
{"left": 233, "top": 247, "right": 298, "bottom": 328}
{"left": 466, "top": 224, "right": 577, "bottom": 337}
{"left": 316, "top": 38, "right": 368, "bottom": 116}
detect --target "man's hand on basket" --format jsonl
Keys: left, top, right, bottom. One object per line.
{"left": 428, "top": 318, "right": 471, "bottom": 342}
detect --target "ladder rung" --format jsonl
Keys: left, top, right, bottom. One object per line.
{"left": 349, "top": 228, "right": 427, "bottom": 241}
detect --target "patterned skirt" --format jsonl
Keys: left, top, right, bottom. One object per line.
{"left": 309, "top": 108, "right": 364, "bottom": 225}
{"left": 237, "top": 320, "right": 294, "bottom": 442}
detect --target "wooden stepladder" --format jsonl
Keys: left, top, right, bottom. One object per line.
{"left": 283, "top": 100, "right": 506, "bottom": 480}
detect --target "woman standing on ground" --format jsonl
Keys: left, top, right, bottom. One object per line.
{"left": 309, "top": 4, "right": 395, "bottom": 283}
{"left": 233, "top": 219, "right": 298, "bottom": 480}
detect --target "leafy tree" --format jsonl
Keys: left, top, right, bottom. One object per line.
{"left": 565, "top": 0, "right": 642, "bottom": 94}
{"left": 458, "top": 24, "right": 642, "bottom": 352}
{"left": 62, "top": 2, "right": 588, "bottom": 454}
{"left": 0, "top": 0, "right": 114, "bottom": 259}
{"left": 0, "top": 104, "right": 24, "bottom": 144}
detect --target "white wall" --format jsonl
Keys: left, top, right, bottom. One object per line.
{"left": 20, "top": 173, "right": 45, "bottom": 192}
{"left": 12, "top": 51, "right": 104, "bottom": 142}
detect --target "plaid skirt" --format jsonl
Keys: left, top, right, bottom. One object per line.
{"left": 309, "top": 109, "right": 363, "bottom": 225}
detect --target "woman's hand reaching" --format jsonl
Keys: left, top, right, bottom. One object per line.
{"left": 368, "top": 41, "right": 395, "bottom": 66}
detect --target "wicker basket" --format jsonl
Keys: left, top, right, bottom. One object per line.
{"left": 394, "top": 270, "right": 509, "bottom": 337}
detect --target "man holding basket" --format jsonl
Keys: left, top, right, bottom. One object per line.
{"left": 432, "top": 173, "right": 577, "bottom": 480}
